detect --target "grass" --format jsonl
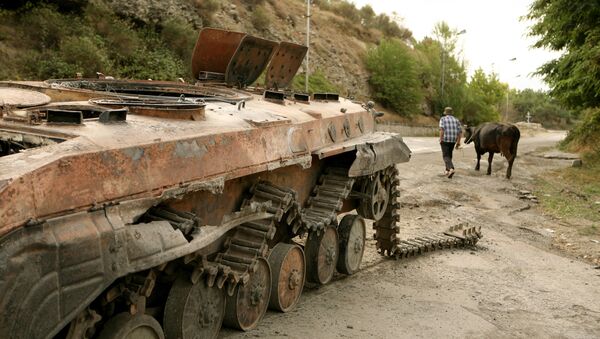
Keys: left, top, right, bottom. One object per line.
{"left": 534, "top": 152, "right": 600, "bottom": 224}
{"left": 291, "top": 70, "right": 339, "bottom": 94}
{"left": 578, "top": 224, "right": 600, "bottom": 237}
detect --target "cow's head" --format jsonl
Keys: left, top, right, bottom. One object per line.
{"left": 464, "top": 126, "right": 474, "bottom": 144}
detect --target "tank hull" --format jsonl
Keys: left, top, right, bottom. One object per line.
{"left": 0, "top": 29, "right": 412, "bottom": 338}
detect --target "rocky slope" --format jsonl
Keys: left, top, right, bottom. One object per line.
{"left": 104, "top": 0, "right": 384, "bottom": 98}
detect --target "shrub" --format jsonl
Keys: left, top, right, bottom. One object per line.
{"left": 19, "top": 6, "right": 72, "bottom": 49}
{"left": 245, "top": 0, "right": 266, "bottom": 5}
{"left": 562, "top": 108, "right": 600, "bottom": 153}
{"left": 160, "top": 18, "right": 197, "bottom": 61}
{"left": 31, "top": 53, "right": 79, "bottom": 79}
{"left": 251, "top": 6, "right": 270, "bottom": 32}
{"left": 59, "top": 35, "right": 111, "bottom": 77}
{"left": 333, "top": 1, "right": 360, "bottom": 22}
{"left": 84, "top": 0, "right": 141, "bottom": 59}
{"left": 292, "top": 70, "right": 339, "bottom": 94}
{"left": 117, "top": 40, "right": 186, "bottom": 81}
{"left": 312, "top": 0, "right": 333, "bottom": 11}
{"left": 192, "top": 0, "right": 220, "bottom": 26}
{"left": 365, "top": 39, "right": 423, "bottom": 116}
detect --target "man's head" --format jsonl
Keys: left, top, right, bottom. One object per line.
{"left": 443, "top": 107, "right": 453, "bottom": 115}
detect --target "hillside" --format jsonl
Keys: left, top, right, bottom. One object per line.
{"left": 0, "top": 0, "right": 409, "bottom": 100}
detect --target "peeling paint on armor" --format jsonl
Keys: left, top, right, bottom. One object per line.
{"left": 174, "top": 140, "right": 207, "bottom": 159}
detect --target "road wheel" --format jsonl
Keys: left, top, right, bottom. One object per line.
{"left": 224, "top": 258, "right": 271, "bottom": 331}
{"left": 305, "top": 225, "right": 339, "bottom": 285}
{"left": 357, "top": 171, "right": 391, "bottom": 222}
{"left": 163, "top": 276, "right": 225, "bottom": 339}
{"left": 268, "top": 243, "right": 305, "bottom": 312}
{"left": 337, "top": 215, "right": 366, "bottom": 275}
{"left": 98, "top": 313, "right": 164, "bottom": 339}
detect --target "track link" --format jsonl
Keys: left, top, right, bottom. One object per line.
{"left": 373, "top": 166, "right": 483, "bottom": 259}
{"left": 212, "top": 181, "right": 296, "bottom": 295}
{"left": 295, "top": 167, "right": 355, "bottom": 235}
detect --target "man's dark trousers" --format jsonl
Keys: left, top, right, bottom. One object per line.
{"left": 441, "top": 142, "right": 455, "bottom": 171}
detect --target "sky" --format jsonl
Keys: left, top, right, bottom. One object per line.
{"left": 351, "top": 0, "right": 561, "bottom": 91}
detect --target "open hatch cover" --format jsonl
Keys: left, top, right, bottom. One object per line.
{"left": 191, "top": 28, "right": 306, "bottom": 89}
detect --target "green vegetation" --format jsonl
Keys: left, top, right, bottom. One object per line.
{"left": 511, "top": 89, "right": 575, "bottom": 129}
{"left": 527, "top": 0, "right": 600, "bottom": 150}
{"left": 358, "top": 16, "right": 575, "bottom": 123}
{"left": 526, "top": 1, "right": 600, "bottom": 245}
{"left": 291, "top": 70, "right": 339, "bottom": 94}
{"left": 364, "top": 22, "right": 513, "bottom": 124}
{"left": 313, "top": 0, "right": 412, "bottom": 41}
{"left": 527, "top": 0, "right": 600, "bottom": 109}
{"left": 251, "top": 5, "right": 271, "bottom": 32}
{"left": 534, "top": 152, "right": 600, "bottom": 225}
{"left": 462, "top": 69, "right": 505, "bottom": 124}
{"left": 0, "top": 0, "right": 577, "bottom": 128}
{"left": 365, "top": 39, "right": 422, "bottom": 116}
{"left": 561, "top": 108, "right": 600, "bottom": 153}
{"left": 0, "top": 1, "right": 194, "bottom": 80}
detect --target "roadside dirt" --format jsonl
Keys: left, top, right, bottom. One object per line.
{"left": 221, "top": 132, "right": 600, "bottom": 338}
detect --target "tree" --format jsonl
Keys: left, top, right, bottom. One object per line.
{"left": 527, "top": 0, "right": 600, "bottom": 108}
{"left": 512, "top": 89, "right": 575, "bottom": 128}
{"left": 365, "top": 39, "right": 423, "bottom": 116}
{"left": 414, "top": 22, "right": 468, "bottom": 117}
{"left": 359, "top": 5, "right": 375, "bottom": 27}
{"left": 462, "top": 69, "right": 505, "bottom": 125}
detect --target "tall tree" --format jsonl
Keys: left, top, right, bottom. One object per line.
{"left": 365, "top": 39, "right": 423, "bottom": 116}
{"left": 463, "top": 69, "right": 505, "bottom": 125}
{"left": 414, "top": 22, "right": 468, "bottom": 116}
{"left": 527, "top": 0, "right": 600, "bottom": 108}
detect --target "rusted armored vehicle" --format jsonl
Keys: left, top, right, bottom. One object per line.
{"left": 0, "top": 28, "right": 478, "bottom": 339}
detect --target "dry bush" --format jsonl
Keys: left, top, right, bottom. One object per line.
{"left": 192, "top": 0, "right": 221, "bottom": 26}
{"left": 251, "top": 6, "right": 270, "bottom": 31}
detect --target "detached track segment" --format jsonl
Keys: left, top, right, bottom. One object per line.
{"left": 372, "top": 166, "right": 483, "bottom": 260}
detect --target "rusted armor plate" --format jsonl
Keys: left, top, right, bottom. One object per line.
{"left": 225, "top": 35, "right": 279, "bottom": 87}
{"left": 265, "top": 42, "right": 308, "bottom": 90}
{"left": 192, "top": 28, "right": 246, "bottom": 80}
{"left": 0, "top": 88, "right": 51, "bottom": 107}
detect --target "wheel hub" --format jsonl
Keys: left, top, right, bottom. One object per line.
{"left": 358, "top": 171, "right": 391, "bottom": 221}
{"left": 325, "top": 245, "right": 336, "bottom": 265}
{"left": 250, "top": 282, "right": 265, "bottom": 306}
{"left": 198, "top": 298, "right": 219, "bottom": 329}
{"left": 288, "top": 269, "right": 301, "bottom": 290}
{"left": 353, "top": 238, "right": 363, "bottom": 254}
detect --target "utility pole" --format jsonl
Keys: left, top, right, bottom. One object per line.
{"left": 505, "top": 90, "right": 509, "bottom": 121}
{"left": 305, "top": 0, "right": 311, "bottom": 93}
{"left": 505, "top": 58, "right": 517, "bottom": 122}
{"left": 440, "top": 29, "right": 466, "bottom": 108}
{"left": 440, "top": 45, "right": 446, "bottom": 103}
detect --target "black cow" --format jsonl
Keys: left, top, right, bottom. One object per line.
{"left": 464, "top": 122, "right": 520, "bottom": 179}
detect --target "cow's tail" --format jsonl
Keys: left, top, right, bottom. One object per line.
{"left": 510, "top": 127, "right": 520, "bottom": 159}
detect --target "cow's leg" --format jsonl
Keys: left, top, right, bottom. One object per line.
{"left": 475, "top": 152, "right": 481, "bottom": 171}
{"left": 506, "top": 141, "right": 518, "bottom": 179}
{"left": 487, "top": 152, "right": 494, "bottom": 175}
{"left": 506, "top": 153, "right": 515, "bottom": 179}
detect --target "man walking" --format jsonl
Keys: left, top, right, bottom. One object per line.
{"left": 439, "top": 107, "right": 462, "bottom": 178}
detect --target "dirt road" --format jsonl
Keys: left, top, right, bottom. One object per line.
{"left": 222, "top": 131, "right": 600, "bottom": 339}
